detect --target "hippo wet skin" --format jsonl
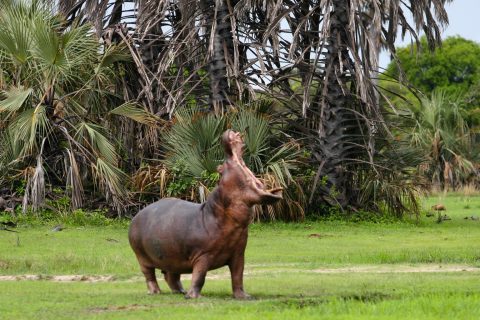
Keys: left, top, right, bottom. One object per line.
{"left": 129, "top": 130, "right": 282, "bottom": 299}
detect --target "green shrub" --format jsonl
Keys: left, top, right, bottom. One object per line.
{"left": 159, "top": 102, "right": 306, "bottom": 221}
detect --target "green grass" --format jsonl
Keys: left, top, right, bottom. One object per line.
{"left": 1, "top": 194, "right": 480, "bottom": 319}
{"left": 1, "top": 273, "right": 480, "bottom": 319}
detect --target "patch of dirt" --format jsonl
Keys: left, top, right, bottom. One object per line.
{"left": 90, "top": 304, "right": 152, "bottom": 313}
{"left": 0, "top": 275, "right": 115, "bottom": 282}
{"left": 308, "top": 233, "right": 322, "bottom": 238}
{"left": 312, "top": 264, "right": 480, "bottom": 273}
{"left": 307, "top": 233, "right": 333, "bottom": 238}
{"left": 1, "top": 264, "right": 478, "bottom": 282}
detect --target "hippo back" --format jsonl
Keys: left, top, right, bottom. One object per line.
{"left": 129, "top": 198, "right": 202, "bottom": 238}
{"left": 128, "top": 198, "right": 205, "bottom": 264}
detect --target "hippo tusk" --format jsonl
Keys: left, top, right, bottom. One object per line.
{"left": 266, "top": 187, "right": 283, "bottom": 193}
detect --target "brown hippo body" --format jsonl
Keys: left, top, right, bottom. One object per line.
{"left": 129, "top": 130, "right": 282, "bottom": 299}
{"left": 129, "top": 194, "right": 248, "bottom": 277}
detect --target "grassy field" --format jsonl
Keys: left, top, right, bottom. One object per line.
{"left": 1, "top": 193, "right": 480, "bottom": 319}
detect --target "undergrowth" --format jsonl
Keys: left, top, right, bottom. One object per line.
{"left": 0, "top": 209, "right": 129, "bottom": 228}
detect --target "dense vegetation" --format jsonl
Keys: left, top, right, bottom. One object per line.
{"left": 382, "top": 36, "right": 480, "bottom": 192}
{"left": 1, "top": 0, "right": 478, "bottom": 221}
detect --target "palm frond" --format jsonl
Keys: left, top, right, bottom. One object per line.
{"left": 8, "top": 104, "right": 50, "bottom": 156}
{"left": 0, "top": 5, "right": 32, "bottom": 64}
{"left": 231, "top": 109, "right": 269, "bottom": 172}
{"left": 96, "top": 43, "right": 131, "bottom": 70}
{"left": 164, "top": 110, "right": 225, "bottom": 177}
{"left": 30, "top": 140, "right": 46, "bottom": 212}
{"left": 31, "top": 18, "right": 98, "bottom": 85}
{"left": 93, "top": 157, "right": 129, "bottom": 214}
{"left": 22, "top": 138, "right": 47, "bottom": 213}
{"left": 110, "top": 102, "right": 161, "bottom": 126}
{"left": 353, "top": 139, "right": 427, "bottom": 217}
{"left": 61, "top": 23, "right": 98, "bottom": 68}
{"left": 65, "top": 148, "right": 84, "bottom": 209}
{"left": 30, "top": 14, "right": 61, "bottom": 72}
{"left": 76, "top": 122, "right": 118, "bottom": 165}
{"left": 0, "top": 87, "right": 33, "bottom": 113}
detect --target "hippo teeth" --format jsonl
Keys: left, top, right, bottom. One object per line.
{"left": 266, "top": 187, "right": 283, "bottom": 194}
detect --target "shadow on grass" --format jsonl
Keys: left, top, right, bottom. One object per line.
{"left": 340, "top": 291, "right": 393, "bottom": 303}
{"left": 202, "top": 290, "right": 395, "bottom": 306}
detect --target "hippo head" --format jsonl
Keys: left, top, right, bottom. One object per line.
{"left": 216, "top": 130, "right": 283, "bottom": 206}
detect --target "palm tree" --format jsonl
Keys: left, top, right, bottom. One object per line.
{"left": 55, "top": 0, "right": 453, "bottom": 214}
{"left": 409, "top": 90, "right": 476, "bottom": 190}
{"left": 58, "top": 0, "right": 247, "bottom": 112}
{"left": 0, "top": 0, "right": 150, "bottom": 214}
{"left": 236, "top": 0, "right": 452, "bottom": 209}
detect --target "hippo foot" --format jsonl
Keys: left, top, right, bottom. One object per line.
{"left": 233, "top": 291, "right": 252, "bottom": 300}
{"left": 184, "top": 291, "right": 201, "bottom": 299}
{"left": 172, "top": 289, "right": 187, "bottom": 294}
{"left": 147, "top": 281, "right": 161, "bottom": 295}
{"left": 148, "top": 289, "right": 161, "bottom": 295}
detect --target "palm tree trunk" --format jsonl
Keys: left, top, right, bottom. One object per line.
{"left": 201, "top": 0, "right": 234, "bottom": 114}
{"left": 313, "top": 0, "right": 353, "bottom": 208}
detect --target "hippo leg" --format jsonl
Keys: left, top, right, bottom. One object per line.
{"left": 185, "top": 261, "right": 208, "bottom": 299}
{"left": 229, "top": 253, "right": 251, "bottom": 299}
{"left": 163, "top": 272, "right": 186, "bottom": 294}
{"left": 140, "top": 265, "right": 161, "bottom": 294}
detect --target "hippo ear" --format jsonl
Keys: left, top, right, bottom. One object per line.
{"left": 217, "top": 164, "right": 224, "bottom": 175}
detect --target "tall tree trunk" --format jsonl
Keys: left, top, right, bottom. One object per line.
{"left": 201, "top": 0, "right": 235, "bottom": 114}
{"left": 313, "top": 0, "right": 354, "bottom": 208}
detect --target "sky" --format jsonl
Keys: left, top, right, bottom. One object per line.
{"left": 379, "top": 0, "right": 480, "bottom": 68}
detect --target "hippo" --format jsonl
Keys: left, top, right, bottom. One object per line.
{"left": 128, "top": 130, "right": 283, "bottom": 299}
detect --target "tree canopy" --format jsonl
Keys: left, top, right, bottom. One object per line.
{"left": 385, "top": 36, "right": 480, "bottom": 96}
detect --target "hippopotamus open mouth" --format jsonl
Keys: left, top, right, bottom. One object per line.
{"left": 222, "top": 130, "right": 283, "bottom": 202}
